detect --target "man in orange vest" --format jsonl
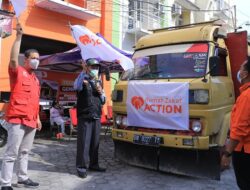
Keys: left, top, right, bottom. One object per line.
{"left": 221, "top": 57, "right": 250, "bottom": 190}
{"left": 0, "top": 22, "right": 41, "bottom": 190}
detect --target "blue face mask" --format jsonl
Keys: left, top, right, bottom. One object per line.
{"left": 237, "top": 71, "right": 242, "bottom": 83}
{"left": 89, "top": 69, "right": 99, "bottom": 78}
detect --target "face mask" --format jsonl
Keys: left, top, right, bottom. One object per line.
{"left": 237, "top": 70, "right": 249, "bottom": 84}
{"left": 89, "top": 69, "right": 99, "bottom": 78}
{"left": 237, "top": 71, "right": 242, "bottom": 83}
{"left": 29, "top": 59, "right": 40, "bottom": 70}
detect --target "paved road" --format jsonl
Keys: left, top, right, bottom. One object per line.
{"left": 0, "top": 134, "right": 238, "bottom": 190}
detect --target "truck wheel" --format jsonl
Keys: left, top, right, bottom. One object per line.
{"left": 0, "top": 127, "right": 7, "bottom": 148}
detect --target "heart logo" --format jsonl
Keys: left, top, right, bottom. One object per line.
{"left": 131, "top": 96, "right": 144, "bottom": 110}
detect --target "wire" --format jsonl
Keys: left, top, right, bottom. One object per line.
{"left": 3, "top": 0, "right": 234, "bottom": 34}
{"left": 237, "top": 9, "right": 250, "bottom": 19}
{"left": 86, "top": 0, "right": 233, "bottom": 12}
{"left": 3, "top": 0, "right": 233, "bottom": 15}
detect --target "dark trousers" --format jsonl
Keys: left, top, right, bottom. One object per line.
{"left": 76, "top": 118, "right": 101, "bottom": 170}
{"left": 232, "top": 150, "right": 250, "bottom": 190}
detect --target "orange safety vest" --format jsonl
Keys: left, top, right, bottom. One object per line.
{"left": 6, "top": 66, "right": 40, "bottom": 128}
{"left": 230, "top": 82, "right": 250, "bottom": 153}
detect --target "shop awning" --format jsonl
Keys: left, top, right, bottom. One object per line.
{"left": 39, "top": 34, "right": 133, "bottom": 73}
{"left": 41, "top": 80, "right": 59, "bottom": 90}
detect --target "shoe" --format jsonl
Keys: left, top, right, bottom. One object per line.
{"left": 17, "top": 178, "right": 39, "bottom": 187}
{"left": 77, "top": 171, "right": 87, "bottom": 178}
{"left": 89, "top": 166, "right": 106, "bottom": 172}
{"left": 1, "top": 187, "right": 13, "bottom": 190}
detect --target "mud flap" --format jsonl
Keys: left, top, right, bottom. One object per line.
{"left": 159, "top": 147, "right": 221, "bottom": 180}
{"left": 114, "top": 140, "right": 158, "bottom": 170}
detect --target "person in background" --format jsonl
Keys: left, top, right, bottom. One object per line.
{"left": 221, "top": 57, "right": 250, "bottom": 190}
{"left": 74, "top": 58, "right": 106, "bottom": 178}
{"left": 50, "top": 100, "right": 65, "bottom": 135}
{"left": 1, "top": 22, "right": 41, "bottom": 190}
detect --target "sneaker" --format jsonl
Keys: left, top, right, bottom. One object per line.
{"left": 77, "top": 171, "right": 87, "bottom": 178}
{"left": 89, "top": 166, "right": 106, "bottom": 172}
{"left": 17, "top": 178, "right": 39, "bottom": 187}
{"left": 1, "top": 187, "right": 13, "bottom": 190}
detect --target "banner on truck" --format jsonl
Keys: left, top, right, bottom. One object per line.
{"left": 127, "top": 81, "right": 189, "bottom": 130}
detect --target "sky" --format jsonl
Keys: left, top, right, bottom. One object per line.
{"left": 235, "top": 0, "right": 250, "bottom": 32}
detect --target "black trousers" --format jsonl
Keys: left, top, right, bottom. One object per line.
{"left": 76, "top": 118, "right": 101, "bottom": 170}
{"left": 232, "top": 149, "right": 250, "bottom": 190}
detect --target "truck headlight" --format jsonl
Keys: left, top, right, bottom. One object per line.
{"left": 191, "top": 120, "right": 202, "bottom": 133}
{"left": 122, "top": 116, "right": 127, "bottom": 126}
{"left": 115, "top": 115, "right": 122, "bottom": 125}
{"left": 194, "top": 90, "right": 209, "bottom": 104}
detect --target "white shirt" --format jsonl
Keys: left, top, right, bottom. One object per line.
{"left": 50, "top": 107, "right": 64, "bottom": 125}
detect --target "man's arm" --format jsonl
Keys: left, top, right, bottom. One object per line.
{"left": 9, "top": 22, "right": 23, "bottom": 69}
{"left": 221, "top": 94, "right": 250, "bottom": 169}
{"left": 37, "top": 115, "right": 42, "bottom": 131}
{"left": 96, "top": 84, "right": 106, "bottom": 105}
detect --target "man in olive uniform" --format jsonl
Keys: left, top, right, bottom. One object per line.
{"left": 73, "top": 58, "right": 106, "bottom": 178}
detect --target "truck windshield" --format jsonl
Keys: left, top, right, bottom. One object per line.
{"left": 121, "top": 43, "right": 209, "bottom": 80}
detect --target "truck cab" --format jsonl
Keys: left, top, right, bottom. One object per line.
{"left": 111, "top": 21, "right": 248, "bottom": 180}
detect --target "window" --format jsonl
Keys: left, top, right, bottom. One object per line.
{"left": 121, "top": 43, "right": 209, "bottom": 80}
{"left": 212, "top": 48, "right": 228, "bottom": 76}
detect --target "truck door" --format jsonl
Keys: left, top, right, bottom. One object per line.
{"left": 225, "top": 31, "right": 248, "bottom": 98}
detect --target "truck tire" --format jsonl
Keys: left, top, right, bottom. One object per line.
{"left": 0, "top": 126, "right": 7, "bottom": 148}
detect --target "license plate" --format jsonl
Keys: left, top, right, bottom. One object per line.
{"left": 133, "top": 134, "right": 162, "bottom": 146}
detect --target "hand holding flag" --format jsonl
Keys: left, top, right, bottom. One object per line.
{"left": 14, "top": 21, "right": 23, "bottom": 36}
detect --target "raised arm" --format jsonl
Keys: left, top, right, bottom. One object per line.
{"left": 9, "top": 21, "right": 23, "bottom": 69}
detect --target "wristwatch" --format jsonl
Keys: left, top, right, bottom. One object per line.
{"left": 223, "top": 150, "right": 232, "bottom": 158}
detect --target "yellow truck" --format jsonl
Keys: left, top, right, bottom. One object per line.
{"left": 110, "top": 20, "right": 249, "bottom": 180}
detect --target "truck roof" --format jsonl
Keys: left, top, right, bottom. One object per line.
{"left": 135, "top": 21, "right": 221, "bottom": 50}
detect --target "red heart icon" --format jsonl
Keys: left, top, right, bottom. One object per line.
{"left": 131, "top": 96, "right": 144, "bottom": 110}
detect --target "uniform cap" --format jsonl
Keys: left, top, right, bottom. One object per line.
{"left": 86, "top": 58, "right": 100, "bottom": 66}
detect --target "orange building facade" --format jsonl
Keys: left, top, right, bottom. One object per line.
{"left": 0, "top": 0, "right": 112, "bottom": 110}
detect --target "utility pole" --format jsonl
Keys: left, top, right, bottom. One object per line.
{"left": 234, "top": 5, "right": 237, "bottom": 32}
{"left": 134, "top": 0, "right": 137, "bottom": 46}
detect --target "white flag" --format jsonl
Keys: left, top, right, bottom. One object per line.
{"left": 11, "top": 0, "right": 27, "bottom": 18}
{"left": 71, "top": 25, "right": 134, "bottom": 71}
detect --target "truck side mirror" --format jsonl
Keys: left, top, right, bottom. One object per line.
{"left": 209, "top": 56, "right": 220, "bottom": 76}
{"left": 105, "top": 68, "right": 110, "bottom": 81}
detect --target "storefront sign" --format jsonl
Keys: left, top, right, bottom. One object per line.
{"left": 60, "top": 86, "right": 75, "bottom": 92}
{"left": 58, "top": 94, "right": 77, "bottom": 101}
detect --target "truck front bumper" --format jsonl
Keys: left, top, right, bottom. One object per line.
{"left": 112, "top": 128, "right": 210, "bottom": 150}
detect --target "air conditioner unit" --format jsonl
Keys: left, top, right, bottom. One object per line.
{"left": 127, "top": 16, "right": 141, "bottom": 30}
{"left": 156, "top": 2, "right": 165, "bottom": 15}
{"left": 172, "top": 3, "right": 182, "bottom": 16}
{"left": 128, "top": 16, "right": 134, "bottom": 30}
